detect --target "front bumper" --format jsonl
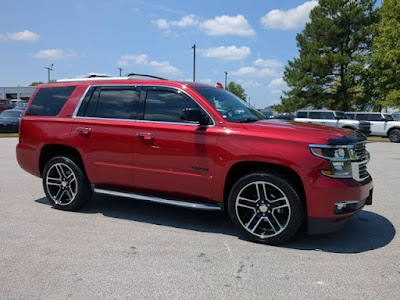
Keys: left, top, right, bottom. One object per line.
{"left": 308, "top": 188, "right": 373, "bottom": 234}
{"left": 305, "top": 175, "right": 373, "bottom": 234}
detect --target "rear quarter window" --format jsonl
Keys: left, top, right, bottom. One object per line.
{"left": 27, "top": 86, "right": 76, "bottom": 116}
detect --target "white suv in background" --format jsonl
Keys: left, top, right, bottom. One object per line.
{"left": 295, "top": 110, "right": 371, "bottom": 136}
{"left": 345, "top": 112, "right": 400, "bottom": 143}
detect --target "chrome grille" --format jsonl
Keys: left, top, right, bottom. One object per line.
{"left": 359, "top": 121, "right": 371, "bottom": 131}
{"left": 358, "top": 162, "right": 369, "bottom": 180}
{"left": 353, "top": 142, "right": 367, "bottom": 162}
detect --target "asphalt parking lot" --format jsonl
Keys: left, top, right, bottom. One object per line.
{"left": 0, "top": 138, "right": 399, "bottom": 300}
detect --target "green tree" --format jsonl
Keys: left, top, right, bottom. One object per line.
{"left": 372, "top": 0, "right": 400, "bottom": 108}
{"left": 226, "top": 82, "right": 247, "bottom": 101}
{"left": 29, "top": 81, "right": 44, "bottom": 86}
{"left": 281, "top": 0, "right": 377, "bottom": 112}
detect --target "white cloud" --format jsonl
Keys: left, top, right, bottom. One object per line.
{"left": 261, "top": 1, "right": 318, "bottom": 30}
{"left": 175, "top": 15, "right": 199, "bottom": 27}
{"left": 231, "top": 66, "right": 279, "bottom": 78}
{"left": 153, "top": 14, "right": 255, "bottom": 37}
{"left": 34, "top": 49, "right": 77, "bottom": 60}
{"left": 0, "top": 30, "right": 38, "bottom": 42}
{"left": 154, "top": 14, "right": 199, "bottom": 30}
{"left": 268, "top": 77, "right": 286, "bottom": 88}
{"left": 117, "top": 54, "right": 180, "bottom": 75}
{"left": 149, "top": 60, "right": 180, "bottom": 74}
{"left": 201, "top": 46, "right": 251, "bottom": 61}
{"left": 154, "top": 19, "right": 170, "bottom": 29}
{"left": 118, "top": 54, "right": 148, "bottom": 66}
{"left": 253, "top": 58, "right": 283, "bottom": 69}
{"left": 268, "top": 77, "right": 288, "bottom": 94}
{"left": 237, "top": 80, "right": 260, "bottom": 88}
{"left": 200, "top": 15, "right": 255, "bottom": 36}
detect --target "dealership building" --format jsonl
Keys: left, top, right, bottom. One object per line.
{"left": 0, "top": 86, "right": 36, "bottom": 101}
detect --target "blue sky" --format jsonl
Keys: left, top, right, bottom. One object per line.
{"left": 1, "top": 0, "right": 320, "bottom": 108}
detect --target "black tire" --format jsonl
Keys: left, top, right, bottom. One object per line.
{"left": 388, "top": 129, "right": 400, "bottom": 143}
{"left": 228, "top": 172, "right": 305, "bottom": 245}
{"left": 42, "top": 156, "right": 92, "bottom": 211}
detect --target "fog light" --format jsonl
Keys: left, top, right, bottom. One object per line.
{"left": 336, "top": 203, "right": 346, "bottom": 210}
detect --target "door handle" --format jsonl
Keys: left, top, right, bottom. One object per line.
{"left": 137, "top": 132, "right": 155, "bottom": 140}
{"left": 77, "top": 127, "right": 92, "bottom": 136}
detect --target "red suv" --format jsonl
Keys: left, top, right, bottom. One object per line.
{"left": 16, "top": 75, "right": 373, "bottom": 245}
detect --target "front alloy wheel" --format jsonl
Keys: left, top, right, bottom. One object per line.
{"left": 228, "top": 172, "right": 304, "bottom": 245}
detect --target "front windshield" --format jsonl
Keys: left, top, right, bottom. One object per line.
{"left": 384, "top": 114, "right": 394, "bottom": 121}
{"left": 0, "top": 110, "right": 22, "bottom": 118}
{"left": 193, "top": 87, "right": 265, "bottom": 123}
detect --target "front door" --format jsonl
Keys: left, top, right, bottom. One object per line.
{"left": 132, "top": 87, "right": 219, "bottom": 200}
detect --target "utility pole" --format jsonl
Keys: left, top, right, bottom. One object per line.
{"left": 44, "top": 64, "right": 54, "bottom": 82}
{"left": 117, "top": 68, "right": 123, "bottom": 77}
{"left": 192, "top": 44, "right": 196, "bottom": 82}
{"left": 248, "top": 96, "right": 251, "bottom": 105}
{"left": 224, "top": 71, "right": 228, "bottom": 89}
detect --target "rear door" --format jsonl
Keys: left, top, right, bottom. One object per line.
{"left": 132, "top": 86, "right": 219, "bottom": 200}
{"left": 70, "top": 85, "right": 139, "bottom": 188}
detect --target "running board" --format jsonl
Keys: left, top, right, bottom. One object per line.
{"left": 93, "top": 188, "right": 222, "bottom": 211}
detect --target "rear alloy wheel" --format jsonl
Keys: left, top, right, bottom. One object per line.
{"left": 228, "top": 172, "right": 305, "bottom": 245}
{"left": 388, "top": 129, "right": 400, "bottom": 143}
{"left": 43, "top": 156, "right": 92, "bottom": 211}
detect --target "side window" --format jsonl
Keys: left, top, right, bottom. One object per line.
{"left": 368, "top": 114, "right": 384, "bottom": 121}
{"left": 77, "top": 87, "right": 138, "bottom": 119}
{"left": 346, "top": 113, "right": 355, "bottom": 119}
{"left": 27, "top": 86, "right": 76, "bottom": 116}
{"left": 322, "top": 112, "right": 335, "bottom": 119}
{"left": 356, "top": 114, "right": 369, "bottom": 121}
{"left": 95, "top": 89, "right": 136, "bottom": 119}
{"left": 296, "top": 111, "right": 307, "bottom": 118}
{"left": 143, "top": 89, "right": 202, "bottom": 123}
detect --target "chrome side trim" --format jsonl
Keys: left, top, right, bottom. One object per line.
{"left": 93, "top": 188, "right": 222, "bottom": 211}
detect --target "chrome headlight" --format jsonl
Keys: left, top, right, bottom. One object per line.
{"left": 310, "top": 145, "right": 353, "bottom": 178}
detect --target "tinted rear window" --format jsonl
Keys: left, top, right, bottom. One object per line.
{"left": 27, "top": 86, "right": 75, "bottom": 116}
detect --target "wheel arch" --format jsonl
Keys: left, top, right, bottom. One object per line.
{"left": 39, "top": 144, "right": 85, "bottom": 177}
{"left": 342, "top": 125, "right": 356, "bottom": 130}
{"left": 387, "top": 126, "right": 400, "bottom": 135}
{"left": 223, "top": 161, "right": 306, "bottom": 209}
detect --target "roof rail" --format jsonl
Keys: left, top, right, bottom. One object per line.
{"left": 125, "top": 73, "right": 167, "bottom": 80}
{"left": 86, "top": 74, "right": 112, "bottom": 78}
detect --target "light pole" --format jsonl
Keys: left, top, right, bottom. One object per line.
{"left": 117, "top": 67, "right": 123, "bottom": 77}
{"left": 224, "top": 71, "right": 228, "bottom": 89}
{"left": 192, "top": 44, "right": 196, "bottom": 82}
{"left": 44, "top": 64, "right": 54, "bottom": 82}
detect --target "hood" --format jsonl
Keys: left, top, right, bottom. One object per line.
{"left": 242, "top": 119, "right": 365, "bottom": 145}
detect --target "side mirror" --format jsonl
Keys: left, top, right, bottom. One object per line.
{"left": 181, "top": 108, "right": 210, "bottom": 126}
